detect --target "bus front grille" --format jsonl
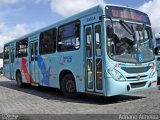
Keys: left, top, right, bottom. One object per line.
{"left": 126, "top": 75, "right": 147, "bottom": 80}
{"left": 130, "top": 82, "right": 147, "bottom": 88}
{"left": 121, "top": 66, "right": 151, "bottom": 73}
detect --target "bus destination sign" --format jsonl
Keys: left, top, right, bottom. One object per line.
{"left": 106, "top": 6, "right": 150, "bottom": 24}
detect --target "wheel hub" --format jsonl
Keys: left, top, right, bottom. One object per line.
{"left": 66, "top": 80, "right": 75, "bottom": 93}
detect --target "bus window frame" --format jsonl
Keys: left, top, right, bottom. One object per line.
{"left": 39, "top": 28, "right": 57, "bottom": 55}
{"left": 57, "top": 20, "right": 81, "bottom": 52}
{"left": 4, "top": 45, "right": 9, "bottom": 60}
{"left": 16, "top": 38, "right": 28, "bottom": 58}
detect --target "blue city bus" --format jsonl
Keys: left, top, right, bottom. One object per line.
{"left": 3, "top": 4, "right": 157, "bottom": 98}
{"left": 155, "top": 33, "right": 160, "bottom": 85}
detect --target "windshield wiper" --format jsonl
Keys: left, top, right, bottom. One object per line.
{"left": 119, "top": 20, "right": 135, "bottom": 37}
{"left": 136, "top": 24, "right": 146, "bottom": 63}
{"left": 119, "top": 20, "right": 140, "bottom": 62}
{"left": 142, "top": 24, "right": 146, "bottom": 42}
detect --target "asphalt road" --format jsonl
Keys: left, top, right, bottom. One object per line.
{"left": 0, "top": 76, "right": 160, "bottom": 119}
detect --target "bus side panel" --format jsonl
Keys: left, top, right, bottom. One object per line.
{"left": 15, "top": 57, "right": 30, "bottom": 84}
{"left": 37, "top": 50, "right": 85, "bottom": 93}
{"left": 36, "top": 21, "right": 85, "bottom": 92}
{"left": 55, "top": 51, "right": 85, "bottom": 92}
{"left": 37, "top": 54, "right": 59, "bottom": 88}
{"left": 3, "top": 61, "right": 10, "bottom": 79}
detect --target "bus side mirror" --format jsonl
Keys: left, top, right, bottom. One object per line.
{"left": 106, "top": 16, "right": 114, "bottom": 39}
{"left": 155, "top": 47, "right": 158, "bottom": 55}
{"left": 111, "top": 44, "right": 115, "bottom": 56}
{"left": 107, "top": 25, "right": 114, "bottom": 39}
{"left": 157, "top": 57, "right": 160, "bottom": 61}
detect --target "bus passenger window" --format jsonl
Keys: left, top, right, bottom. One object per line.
{"left": 86, "top": 28, "right": 92, "bottom": 57}
{"left": 4, "top": 45, "right": 9, "bottom": 65}
{"left": 95, "top": 25, "right": 102, "bottom": 56}
{"left": 87, "top": 59, "right": 93, "bottom": 89}
{"left": 39, "top": 28, "right": 56, "bottom": 55}
{"left": 4, "top": 45, "right": 9, "bottom": 60}
{"left": 75, "top": 36, "right": 80, "bottom": 49}
{"left": 16, "top": 39, "right": 28, "bottom": 58}
{"left": 58, "top": 20, "right": 80, "bottom": 52}
{"left": 96, "top": 59, "right": 102, "bottom": 90}
{"left": 11, "top": 49, "right": 15, "bottom": 63}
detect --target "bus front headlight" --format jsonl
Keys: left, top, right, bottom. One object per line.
{"left": 108, "top": 68, "right": 125, "bottom": 81}
{"left": 149, "top": 63, "right": 156, "bottom": 78}
{"left": 149, "top": 71, "right": 156, "bottom": 78}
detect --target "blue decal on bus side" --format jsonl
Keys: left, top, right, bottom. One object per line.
{"left": 60, "top": 55, "right": 72, "bottom": 65}
{"left": 38, "top": 55, "right": 50, "bottom": 86}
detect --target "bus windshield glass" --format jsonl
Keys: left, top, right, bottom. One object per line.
{"left": 106, "top": 6, "right": 154, "bottom": 63}
{"left": 155, "top": 35, "right": 160, "bottom": 47}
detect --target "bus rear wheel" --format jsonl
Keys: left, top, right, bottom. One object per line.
{"left": 61, "top": 74, "right": 80, "bottom": 99}
{"left": 16, "top": 72, "right": 24, "bottom": 88}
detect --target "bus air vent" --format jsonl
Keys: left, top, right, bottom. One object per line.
{"left": 130, "top": 82, "right": 147, "bottom": 88}
{"left": 126, "top": 75, "right": 147, "bottom": 80}
{"left": 121, "top": 66, "right": 151, "bottom": 73}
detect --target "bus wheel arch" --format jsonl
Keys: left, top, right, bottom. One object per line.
{"left": 59, "top": 70, "right": 80, "bottom": 98}
{"left": 16, "top": 70, "right": 24, "bottom": 88}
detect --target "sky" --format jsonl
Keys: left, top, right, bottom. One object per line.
{"left": 0, "top": 0, "right": 159, "bottom": 52}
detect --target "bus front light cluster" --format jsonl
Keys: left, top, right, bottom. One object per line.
{"left": 149, "top": 63, "right": 156, "bottom": 78}
{"left": 149, "top": 70, "right": 156, "bottom": 78}
{"left": 108, "top": 68, "right": 125, "bottom": 81}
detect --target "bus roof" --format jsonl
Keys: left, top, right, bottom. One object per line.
{"left": 4, "top": 3, "right": 149, "bottom": 46}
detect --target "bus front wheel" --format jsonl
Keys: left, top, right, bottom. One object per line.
{"left": 61, "top": 74, "right": 80, "bottom": 99}
{"left": 16, "top": 72, "right": 24, "bottom": 88}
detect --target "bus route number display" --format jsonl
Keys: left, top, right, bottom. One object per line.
{"left": 112, "top": 9, "right": 142, "bottom": 21}
{"left": 106, "top": 6, "right": 150, "bottom": 24}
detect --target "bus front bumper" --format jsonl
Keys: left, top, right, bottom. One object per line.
{"left": 105, "top": 76, "right": 157, "bottom": 96}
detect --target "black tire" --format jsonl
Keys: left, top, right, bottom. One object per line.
{"left": 16, "top": 72, "right": 24, "bottom": 88}
{"left": 61, "top": 74, "right": 80, "bottom": 99}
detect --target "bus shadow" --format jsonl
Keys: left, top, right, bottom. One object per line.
{"left": 0, "top": 80, "right": 146, "bottom": 105}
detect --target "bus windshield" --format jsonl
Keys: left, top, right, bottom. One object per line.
{"left": 107, "top": 21, "right": 154, "bottom": 63}
{"left": 106, "top": 6, "right": 154, "bottom": 63}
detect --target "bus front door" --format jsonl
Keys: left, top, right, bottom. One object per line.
{"left": 10, "top": 48, "right": 15, "bottom": 80}
{"left": 85, "top": 23, "right": 103, "bottom": 93}
{"left": 29, "top": 41, "right": 39, "bottom": 84}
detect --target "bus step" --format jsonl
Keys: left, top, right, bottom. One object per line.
{"left": 31, "top": 83, "right": 39, "bottom": 87}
